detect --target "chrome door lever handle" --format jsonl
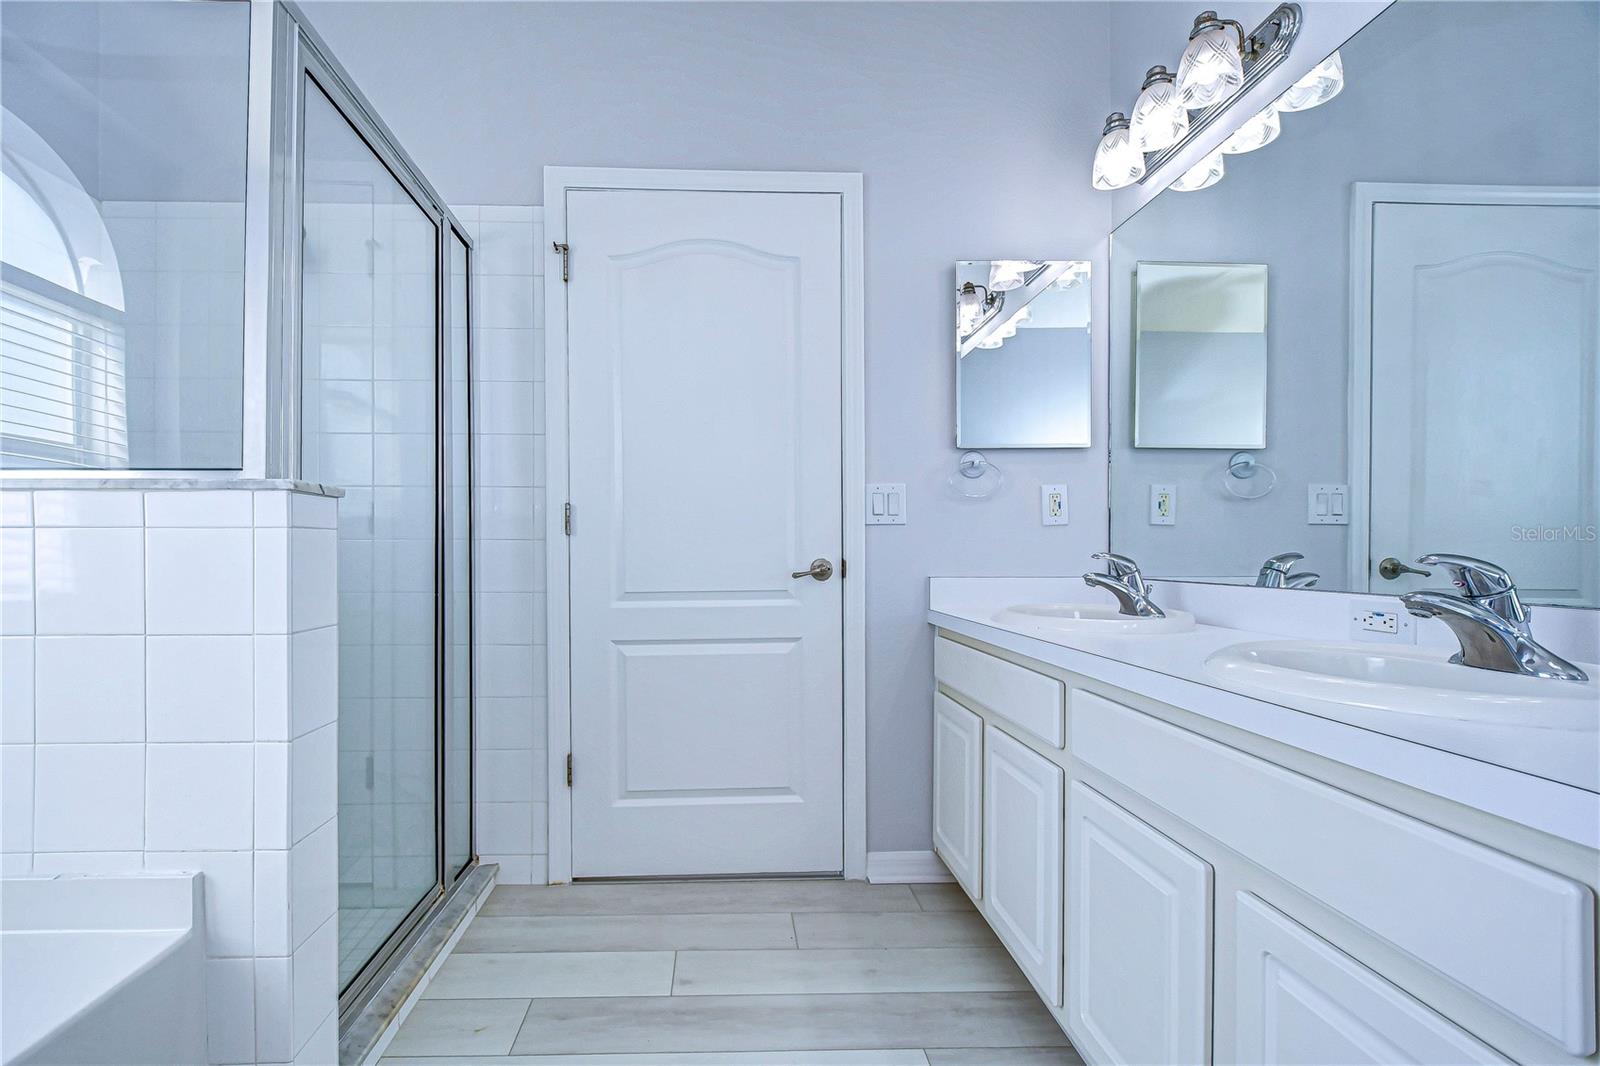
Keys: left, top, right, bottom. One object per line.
{"left": 1378, "top": 557, "right": 1431, "bottom": 580}
{"left": 792, "top": 558, "right": 834, "bottom": 581}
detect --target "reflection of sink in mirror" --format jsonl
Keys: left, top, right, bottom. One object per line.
{"left": 993, "top": 603, "right": 1196, "bottom": 635}
{"left": 1204, "top": 641, "right": 1599, "bottom": 730}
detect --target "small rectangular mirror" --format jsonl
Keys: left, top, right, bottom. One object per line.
{"left": 956, "top": 260, "right": 1092, "bottom": 449}
{"left": 1133, "top": 262, "right": 1268, "bottom": 449}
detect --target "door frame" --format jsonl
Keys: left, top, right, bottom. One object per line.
{"left": 541, "top": 166, "right": 867, "bottom": 883}
{"left": 1346, "top": 182, "right": 1600, "bottom": 591}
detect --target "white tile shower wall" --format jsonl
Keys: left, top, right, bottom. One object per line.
{"left": 456, "top": 205, "right": 547, "bottom": 884}
{"left": 0, "top": 485, "right": 340, "bottom": 1065}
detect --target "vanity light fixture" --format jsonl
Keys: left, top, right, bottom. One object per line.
{"left": 1276, "top": 50, "right": 1344, "bottom": 112}
{"left": 1220, "top": 104, "right": 1281, "bottom": 154}
{"left": 957, "top": 281, "right": 999, "bottom": 337}
{"left": 988, "top": 260, "right": 1044, "bottom": 292}
{"left": 1090, "top": 3, "right": 1306, "bottom": 190}
{"left": 1130, "top": 66, "right": 1188, "bottom": 152}
{"left": 1169, "top": 148, "right": 1225, "bottom": 192}
{"left": 1092, "top": 112, "right": 1146, "bottom": 191}
{"left": 1175, "top": 11, "right": 1249, "bottom": 108}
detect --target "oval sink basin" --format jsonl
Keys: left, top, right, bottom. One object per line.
{"left": 993, "top": 603, "right": 1196, "bottom": 635}
{"left": 1205, "top": 641, "right": 1599, "bottom": 731}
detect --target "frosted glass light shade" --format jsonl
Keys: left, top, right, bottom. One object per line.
{"left": 1277, "top": 51, "right": 1344, "bottom": 112}
{"left": 1092, "top": 113, "right": 1145, "bottom": 191}
{"left": 1221, "top": 105, "right": 1281, "bottom": 154}
{"left": 1176, "top": 20, "right": 1244, "bottom": 108}
{"left": 989, "top": 260, "right": 1042, "bottom": 292}
{"left": 956, "top": 285, "right": 986, "bottom": 335}
{"left": 1130, "top": 66, "right": 1188, "bottom": 152}
{"left": 1170, "top": 149, "right": 1225, "bottom": 192}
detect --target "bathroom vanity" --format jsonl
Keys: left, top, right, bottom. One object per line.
{"left": 928, "top": 579, "right": 1599, "bottom": 1066}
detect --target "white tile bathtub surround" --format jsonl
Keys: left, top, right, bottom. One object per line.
{"left": 0, "top": 485, "right": 341, "bottom": 1064}
{"left": 456, "top": 205, "right": 548, "bottom": 883}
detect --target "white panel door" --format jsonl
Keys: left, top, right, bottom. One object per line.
{"left": 566, "top": 187, "right": 844, "bottom": 877}
{"left": 932, "top": 693, "right": 983, "bottom": 900}
{"left": 1369, "top": 199, "right": 1599, "bottom": 602}
{"left": 1067, "top": 781, "right": 1212, "bottom": 1066}
{"left": 1231, "top": 893, "right": 1510, "bottom": 1065}
{"left": 983, "top": 724, "right": 1064, "bottom": 1006}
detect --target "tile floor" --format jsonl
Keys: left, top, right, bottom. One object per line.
{"left": 381, "top": 879, "right": 1087, "bottom": 1064}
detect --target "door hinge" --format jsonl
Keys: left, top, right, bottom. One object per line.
{"left": 565, "top": 753, "right": 573, "bottom": 788}
{"left": 552, "top": 241, "right": 570, "bottom": 283}
{"left": 563, "top": 502, "right": 573, "bottom": 536}
{"left": 840, "top": 558, "right": 847, "bottom": 579}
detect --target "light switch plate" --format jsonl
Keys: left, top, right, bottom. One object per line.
{"left": 1149, "top": 484, "right": 1176, "bottom": 525}
{"left": 1308, "top": 483, "right": 1350, "bottom": 525}
{"left": 866, "top": 483, "right": 906, "bottom": 525}
{"left": 1041, "top": 484, "right": 1069, "bottom": 525}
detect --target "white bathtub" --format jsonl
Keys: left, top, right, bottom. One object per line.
{"left": 1, "top": 873, "right": 207, "bottom": 1065}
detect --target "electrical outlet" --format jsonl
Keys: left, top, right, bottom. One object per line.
{"left": 1350, "top": 603, "right": 1416, "bottom": 643}
{"left": 1041, "top": 484, "right": 1069, "bottom": 525}
{"left": 1149, "top": 484, "right": 1176, "bottom": 525}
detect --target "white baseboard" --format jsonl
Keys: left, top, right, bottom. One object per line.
{"left": 866, "top": 850, "right": 955, "bottom": 884}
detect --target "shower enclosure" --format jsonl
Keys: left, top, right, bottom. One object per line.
{"left": 0, "top": 0, "right": 477, "bottom": 1024}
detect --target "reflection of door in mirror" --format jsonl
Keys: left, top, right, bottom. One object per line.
{"left": 1133, "top": 263, "right": 1268, "bottom": 449}
{"left": 1359, "top": 187, "right": 1599, "bottom": 605}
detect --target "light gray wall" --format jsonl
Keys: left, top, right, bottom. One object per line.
{"left": 298, "top": 1, "right": 1117, "bottom": 853}
{"left": 1108, "top": 0, "right": 1600, "bottom": 589}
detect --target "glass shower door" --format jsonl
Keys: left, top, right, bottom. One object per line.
{"left": 299, "top": 77, "right": 441, "bottom": 989}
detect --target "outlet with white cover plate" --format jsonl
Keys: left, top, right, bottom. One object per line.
{"left": 1350, "top": 602, "right": 1417, "bottom": 643}
{"left": 866, "top": 483, "right": 906, "bottom": 525}
{"left": 1041, "top": 484, "right": 1069, "bottom": 525}
{"left": 1149, "top": 484, "right": 1176, "bottom": 525}
{"left": 1308, "top": 483, "right": 1350, "bottom": 525}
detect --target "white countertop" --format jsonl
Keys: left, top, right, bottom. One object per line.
{"left": 929, "top": 577, "right": 1600, "bottom": 850}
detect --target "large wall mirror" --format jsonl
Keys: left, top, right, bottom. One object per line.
{"left": 1109, "top": 0, "right": 1599, "bottom": 606}
{"left": 957, "top": 260, "right": 1092, "bottom": 448}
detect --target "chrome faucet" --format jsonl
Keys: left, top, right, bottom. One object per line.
{"left": 1256, "top": 552, "right": 1319, "bottom": 589}
{"left": 1400, "top": 554, "right": 1587, "bottom": 682}
{"left": 1084, "top": 552, "right": 1166, "bottom": 619}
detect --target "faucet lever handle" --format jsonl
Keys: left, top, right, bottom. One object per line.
{"left": 1261, "top": 552, "right": 1304, "bottom": 572}
{"left": 1091, "top": 552, "right": 1141, "bottom": 579}
{"left": 1416, "top": 554, "right": 1515, "bottom": 597}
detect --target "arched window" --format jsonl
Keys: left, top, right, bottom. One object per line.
{"left": 1, "top": 106, "right": 128, "bottom": 468}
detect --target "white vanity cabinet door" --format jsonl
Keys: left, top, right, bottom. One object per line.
{"left": 983, "top": 724, "right": 1064, "bottom": 1006}
{"left": 1067, "top": 781, "right": 1212, "bottom": 1066}
{"left": 932, "top": 693, "right": 983, "bottom": 900}
{"left": 1232, "top": 893, "right": 1510, "bottom": 1066}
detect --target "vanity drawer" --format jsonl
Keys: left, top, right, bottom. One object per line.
{"left": 935, "top": 636, "right": 1064, "bottom": 748}
{"left": 1070, "top": 690, "right": 1596, "bottom": 1056}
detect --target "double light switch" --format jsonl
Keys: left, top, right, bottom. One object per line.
{"left": 1307, "top": 483, "right": 1350, "bottom": 525}
{"left": 867, "top": 483, "right": 906, "bottom": 525}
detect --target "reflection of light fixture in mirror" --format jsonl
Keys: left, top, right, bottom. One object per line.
{"left": 975, "top": 305, "right": 1031, "bottom": 349}
{"left": 1130, "top": 66, "right": 1188, "bottom": 152}
{"left": 1220, "top": 104, "right": 1280, "bottom": 154}
{"left": 1169, "top": 149, "right": 1225, "bottom": 192}
{"left": 1092, "top": 113, "right": 1145, "bottom": 191}
{"left": 1276, "top": 50, "right": 1343, "bottom": 112}
{"left": 956, "top": 281, "right": 999, "bottom": 337}
{"left": 988, "top": 260, "right": 1043, "bottom": 292}
{"left": 1176, "top": 11, "right": 1246, "bottom": 108}
{"left": 1052, "top": 262, "right": 1091, "bottom": 290}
